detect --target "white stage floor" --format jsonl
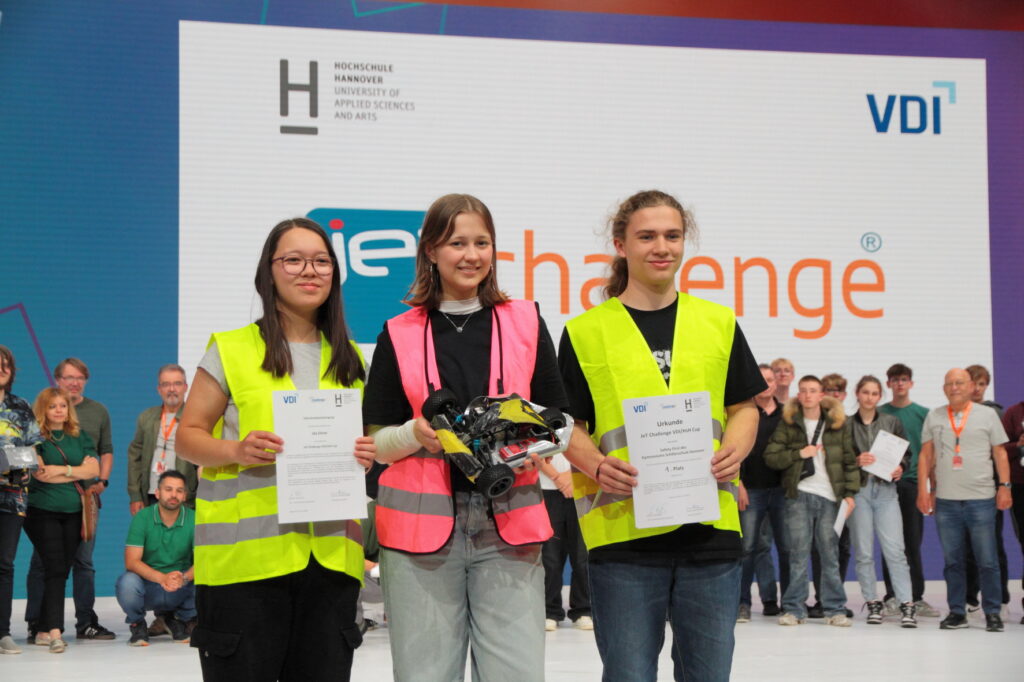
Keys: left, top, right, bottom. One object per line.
{"left": 3, "top": 581, "right": 1021, "bottom": 680}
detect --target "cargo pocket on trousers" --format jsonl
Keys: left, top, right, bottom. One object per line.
{"left": 190, "top": 626, "right": 241, "bottom": 658}
{"left": 341, "top": 624, "right": 363, "bottom": 651}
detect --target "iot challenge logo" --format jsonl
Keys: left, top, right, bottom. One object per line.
{"left": 867, "top": 81, "right": 956, "bottom": 134}
{"left": 305, "top": 208, "right": 425, "bottom": 343}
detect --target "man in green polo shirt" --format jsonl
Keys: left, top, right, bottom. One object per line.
{"left": 115, "top": 470, "right": 196, "bottom": 646}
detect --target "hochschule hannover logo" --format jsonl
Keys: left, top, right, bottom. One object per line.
{"left": 306, "top": 208, "right": 425, "bottom": 343}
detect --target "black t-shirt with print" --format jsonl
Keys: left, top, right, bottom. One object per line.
{"left": 557, "top": 297, "right": 766, "bottom": 563}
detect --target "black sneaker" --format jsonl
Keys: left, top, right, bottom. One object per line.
{"left": 985, "top": 614, "right": 1004, "bottom": 632}
{"left": 807, "top": 602, "right": 825, "bottom": 619}
{"left": 128, "top": 621, "right": 149, "bottom": 647}
{"left": 762, "top": 601, "right": 781, "bottom": 616}
{"left": 940, "top": 613, "right": 969, "bottom": 630}
{"left": 866, "top": 601, "right": 884, "bottom": 625}
{"left": 77, "top": 622, "right": 116, "bottom": 640}
{"left": 26, "top": 631, "right": 36, "bottom": 646}
{"left": 899, "top": 602, "right": 917, "bottom": 628}
{"left": 167, "top": 617, "right": 191, "bottom": 643}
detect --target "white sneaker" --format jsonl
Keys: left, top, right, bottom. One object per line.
{"left": 882, "top": 597, "right": 900, "bottom": 617}
{"left": 573, "top": 616, "right": 594, "bottom": 630}
{"left": 545, "top": 619, "right": 557, "bottom": 632}
{"left": 777, "top": 613, "right": 804, "bottom": 626}
{"left": 914, "top": 600, "right": 941, "bottom": 617}
{"left": 825, "top": 613, "right": 852, "bottom": 627}
{"left": 0, "top": 635, "right": 22, "bottom": 654}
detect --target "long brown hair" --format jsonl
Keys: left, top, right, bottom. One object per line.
{"left": 404, "top": 194, "right": 509, "bottom": 310}
{"left": 604, "top": 190, "right": 697, "bottom": 299}
{"left": 0, "top": 345, "right": 14, "bottom": 394}
{"left": 253, "top": 218, "right": 365, "bottom": 386}
{"left": 33, "top": 387, "right": 80, "bottom": 439}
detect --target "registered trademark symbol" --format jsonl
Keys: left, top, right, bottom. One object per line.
{"left": 860, "top": 232, "right": 882, "bottom": 252}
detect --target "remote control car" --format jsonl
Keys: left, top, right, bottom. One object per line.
{"left": 421, "top": 390, "right": 574, "bottom": 499}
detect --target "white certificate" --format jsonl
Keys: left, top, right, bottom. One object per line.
{"left": 622, "top": 391, "right": 721, "bottom": 528}
{"left": 862, "top": 430, "right": 910, "bottom": 482}
{"left": 833, "top": 499, "right": 849, "bottom": 536}
{"left": 273, "top": 389, "right": 366, "bottom": 523}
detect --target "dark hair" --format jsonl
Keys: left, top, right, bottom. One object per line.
{"left": 855, "top": 375, "right": 883, "bottom": 394}
{"left": 886, "top": 363, "right": 913, "bottom": 380}
{"left": 157, "top": 364, "right": 186, "bottom": 381}
{"left": 757, "top": 363, "right": 772, "bottom": 371}
{"left": 821, "top": 373, "right": 847, "bottom": 392}
{"left": 604, "top": 190, "right": 697, "bottom": 299}
{"left": 797, "top": 375, "right": 822, "bottom": 388}
{"left": 404, "top": 194, "right": 508, "bottom": 310}
{"left": 965, "top": 364, "right": 991, "bottom": 384}
{"left": 55, "top": 357, "right": 89, "bottom": 380}
{"left": 157, "top": 470, "right": 187, "bottom": 487}
{"left": 0, "top": 345, "right": 14, "bottom": 393}
{"left": 254, "top": 218, "right": 364, "bottom": 386}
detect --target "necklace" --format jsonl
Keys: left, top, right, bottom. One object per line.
{"left": 440, "top": 309, "right": 477, "bottom": 333}
{"left": 51, "top": 430, "right": 65, "bottom": 442}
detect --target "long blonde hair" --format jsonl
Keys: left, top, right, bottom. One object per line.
{"left": 33, "top": 387, "right": 80, "bottom": 439}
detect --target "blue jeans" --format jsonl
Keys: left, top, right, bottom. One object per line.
{"left": 934, "top": 497, "right": 1000, "bottom": 615}
{"left": 739, "top": 487, "right": 789, "bottom": 606}
{"left": 25, "top": 533, "right": 97, "bottom": 630}
{"left": 781, "top": 492, "right": 846, "bottom": 618}
{"left": 115, "top": 571, "right": 196, "bottom": 624}
{"left": 589, "top": 557, "right": 740, "bottom": 682}
{"left": 848, "top": 477, "right": 911, "bottom": 603}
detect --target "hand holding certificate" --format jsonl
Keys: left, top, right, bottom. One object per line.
{"left": 273, "top": 389, "right": 367, "bottom": 523}
{"left": 622, "top": 391, "right": 721, "bottom": 528}
{"left": 862, "top": 430, "right": 909, "bottom": 482}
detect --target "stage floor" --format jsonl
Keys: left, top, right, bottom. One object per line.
{"left": 3, "top": 581, "right": 1021, "bottom": 680}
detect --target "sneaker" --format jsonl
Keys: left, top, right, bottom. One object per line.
{"left": 914, "top": 600, "right": 940, "bottom": 617}
{"left": 0, "top": 635, "right": 22, "bottom": 654}
{"left": 807, "top": 602, "right": 825, "bottom": 619}
{"left": 25, "top": 631, "right": 35, "bottom": 646}
{"left": 129, "top": 621, "right": 150, "bottom": 647}
{"left": 544, "top": 618, "right": 557, "bottom": 632}
{"left": 985, "top": 614, "right": 1004, "bottom": 632}
{"left": 762, "top": 601, "right": 781, "bottom": 616}
{"left": 77, "top": 622, "right": 116, "bottom": 640}
{"left": 736, "top": 604, "right": 751, "bottom": 623}
{"left": 48, "top": 638, "right": 66, "bottom": 654}
{"left": 33, "top": 632, "right": 51, "bottom": 646}
{"left": 966, "top": 602, "right": 982, "bottom": 620}
{"left": 777, "top": 613, "right": 805, "bottom": 626}
{"left": 900, "top": 602, "right": 917, "bottom": 628}
{"left": 865, "top": 601, "right": 884, "bottom": 625}
{"left": 573, "top": 615, "right": 594, "bottom": 630}
{"left": 825, "top": 613, "right": 852, "bottom": 627}
{"left": 148, "top": 614, "right": 170, "bottom": 637}
{"left": 883, "top": 597, "right": 900, "bottom": 617}
{"left": 939, "top": 613, "right": 969, "bottom": 630}
{"left": 167, "top": 617, "right": 191, "bottom": 643}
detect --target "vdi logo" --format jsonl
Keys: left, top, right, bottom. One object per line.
{"left": 306, "top": 207, "right": 425, "bottom": 343}
{"left": 866, "top": 81, "right": 956, "bottom": 134}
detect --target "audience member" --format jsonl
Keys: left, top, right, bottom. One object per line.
{"left": 771, "top": 358, "right": 794, "bottom": 405}
{"left": 999, "top": 397, "right": 1024, "bottom": 623}
{"left": 539, "top": 453, "right": 592, "bottom": 631}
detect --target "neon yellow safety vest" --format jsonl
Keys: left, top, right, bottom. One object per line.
{"left": 565, "top": 294, "right": 741, "bottom": 551}
{"left": 194, "top": 323, "right": 365, "bottom": 586}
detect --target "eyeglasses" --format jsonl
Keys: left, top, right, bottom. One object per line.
{"left": 272, "top": 256, "right": 334, "bottom": 275}
{"left": 159, "top": 381, "right": 186, "bottom": 389}
{"left": 59, "top": 375, "right": 86, "bottom": 384}
{"left": 944, "top": 380, "right": 969, "bottom": 388}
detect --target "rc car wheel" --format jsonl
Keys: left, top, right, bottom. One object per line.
{"left": 539, "top": 407, "right": 566, "bottom": 430}
{"left": 422, "top": 388, "right": 459, "bottom": 421}
{"left": 477, "top": 463, "right": 516, "bottom": 499}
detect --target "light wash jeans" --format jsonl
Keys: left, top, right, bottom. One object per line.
{"left": 589, "top": 557, "right": 740, "bottom": 682}
{"left": 781, "top": 491, "right": 847, "bottom": 618}
{"left": 848, "top": 476, "right": 912, "bottom": 603}
{"left": 380, "top": 491, "right": 544, "bottom": 682}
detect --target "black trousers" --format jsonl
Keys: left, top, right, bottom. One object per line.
{"left": 192, "top": 557, "right": 362, "bottom": 682}
{"left": 1009, "top": 483, "right": 1024, "bottom": 601}
{"left": 22, "top": 507, "right": 81, "bottom": 632}
{"left": 882, "top": 477, "right": 926, "bottom": 602}
{"left": 541, "top": 489, "right": 590, "bottom": 621}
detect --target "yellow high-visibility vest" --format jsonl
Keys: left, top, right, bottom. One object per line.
{"left": 565, "top": 294, "right": 741, "bottom": 551}
{"left": 194, "top": 323, "right": 365, "bottom": 586}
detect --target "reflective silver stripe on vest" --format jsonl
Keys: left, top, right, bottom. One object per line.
{"left": 197, "top": 464, "right": 278, "bottom": 503}
{"left": 195, "top": 514, "right": 307, "bottom": 546}
{"left": 377, "top": 485, "right": 454, "bottom": 517}
{"left": 574, "top": 490, "right": 631, "bottom": 517}
{"left": 717, "top": 481, "right": 738, "bottom": 502}
{"left": 491, "top": 483, "right": 543, "bottom": 516}
{"left": 598, "top": 419, "right": 723, "bottom": 455}
{"left": 312, "top": 519, "right": 363, "bottom": 545}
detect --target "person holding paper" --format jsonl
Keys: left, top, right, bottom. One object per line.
{"left": 364, "top": 194, "right": 567, "bottom": 682}
{"left": 764, "top": 375, "right": 858, "bottom": 627}
{"left": 559, "top": 190, "right": 763, "bottom": 682}
{"left": 177, "top": 218, "right": 374, "bottom": 681}
{"left": 845, "top": 375, "right": 916, "bottom": 627}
